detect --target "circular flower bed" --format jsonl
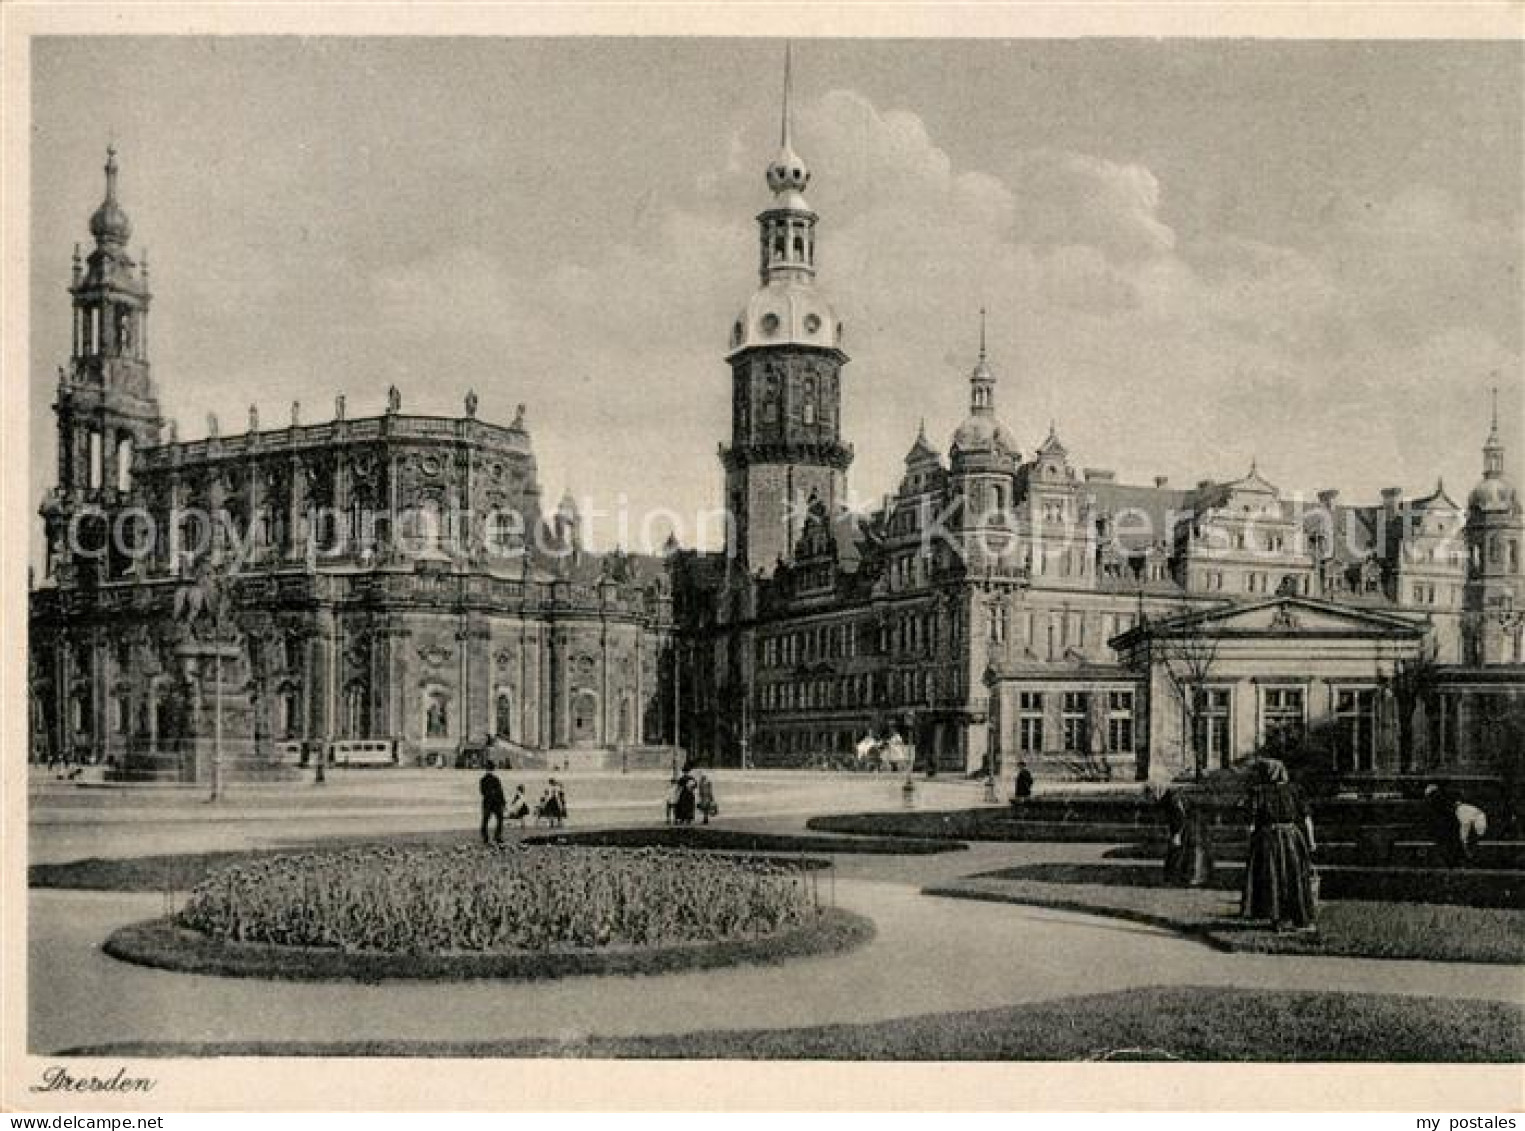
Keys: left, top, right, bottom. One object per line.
{"left": 182, "top": 844, "right": 817, "bottom": 951}
{"left": 105, "top": 844, "right": 873, "bottom": 980}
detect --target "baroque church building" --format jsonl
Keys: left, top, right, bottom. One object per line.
{"left": 674, "top": 65, "right": 1525, "bottom": 784}
{"left": 29, "top": 148, "right": 675, "bottom": 779}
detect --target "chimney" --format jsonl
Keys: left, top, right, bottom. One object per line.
{"left": 1083, "top": 468, "right": 1115, "bottom": 483}
{"left": 1381, "top": 487, "right": 1403, "bottom": 519}
{"left": 1317, "top": 489, "right": 1339, "bottom": 510}
{"left": 1154, "top": 475, "right": 1170, "bottom": 489}
{"left": 1197, "top": 479, "right": 1214, "bottom": 490}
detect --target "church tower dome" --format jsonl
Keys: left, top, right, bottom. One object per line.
{"left": 88, "top": 146, "right": 133, "bottom": 249}
{"left": 950, "top": 310, "right": 1019, "bottom": 462}
{"left": 1469, "top": 388, "right": 1518, "bottom": 514}
{"left": 728, "top": 43, "right": 841, "bottom": 358}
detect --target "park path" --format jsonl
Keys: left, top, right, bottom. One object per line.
{"left": 29, "top": 865, "right": 1525, "bottom": 1054}
{"left": 25, "top": 771, "right": 1525, "bottom": 1054}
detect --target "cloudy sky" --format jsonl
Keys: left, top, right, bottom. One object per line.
{"left": 29, "top": 37, "right": 1522, "bottom": 554}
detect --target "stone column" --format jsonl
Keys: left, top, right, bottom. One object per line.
{"left": 288, "top": 456, "right": 306, "bottom": 563}
{"left": 308, "top": 610, "right": 334, "bottom": 762}
{"left": 247, "top": 462, "right": 263, "bottom": 561}
{"left": 91, "top": 631, "right": 107, "bottom": 764}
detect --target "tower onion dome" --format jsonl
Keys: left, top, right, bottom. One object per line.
{"left": 89, "top": 146, "right": 132, "bottom": 248}
{"left": 727, "top": 44, "right": 842, "bottom": 359}
{"left": 766, "top": 137, "right": 811, "bottom": 200}
{"left": 1469, "top": 389, "right": 1518, "bottom": 513}
{"left": 950, "top": 312, "right": 1019, "bottom": 457}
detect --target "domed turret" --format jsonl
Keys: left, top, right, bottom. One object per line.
{"left": 88, "top": 146, "right": 132, "bottom": 248}
{"left": 1469, "top": 389, "right": 1519, "bottom": 514}
{"left": 729, "top": 281, "right": 841, "bottom": 356}
{"left": 950, "top": 311, "right": 1019, "bottom": 461}
{"left": 727, "top": 42, "right": 839, "bottom": 359}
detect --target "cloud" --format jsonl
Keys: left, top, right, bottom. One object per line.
{"left": 1009, "top": 148, "right": 1178, "bottom": 262}
{"left": 123, "top": 85, "right": 1519, "bottom": 555}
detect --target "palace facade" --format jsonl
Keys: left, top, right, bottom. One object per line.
{"left": 28, "top": 79, "right": 1525, "bottom": 786}
{"left": 674, "top": 69, "right": 1525, "bottom": 783}
{"left": 29, "top": 149, "right": 675, "bottom": 779}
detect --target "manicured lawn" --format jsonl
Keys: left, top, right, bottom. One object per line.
{"left": 525, "top": 826, "right": 963, "bottom": 855}
{"left": 56, "top": 985, "right": 1524, "bottom": 1061}
{"left": 28, "top": 826, "right": 952, "bottom": 893}
{"left": 927, "top": 869, "right": 1525, "bottom": 963}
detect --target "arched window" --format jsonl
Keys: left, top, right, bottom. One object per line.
{"left": 88, "top": 430, "right": 103, "bottom": 490}
{"left": 344, "top": 682, "right": 368, "bottom": 739}
{"left": 115, "top": 434, "right": 133, "bottom": 492}
{"left": 571, "top": 690, "right": 598, "bottom": 744}
{"left": 425, "top": 690, "right": 449, "bottom": 738}
{"left": 280, "top": 686, "right": 302, "bottom": 739}
{"left": 495, "top": 692, "right": 513, "bottom": 740}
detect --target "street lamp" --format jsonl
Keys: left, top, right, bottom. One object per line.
{"left": 1495, "top": 596, "right": 1525, "bottom": 664}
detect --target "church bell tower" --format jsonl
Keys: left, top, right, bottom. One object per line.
{"left": 42, "top": 147, "right": 163, "bottom": 577}
{"left": 719, "top": 47, "right": 852, "bottom": 576}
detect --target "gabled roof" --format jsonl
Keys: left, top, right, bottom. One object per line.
{"left": 1409, "top": 477, "right": 1461, "bottom": 513}
{"left": 904, "top": 420, "right": 941, "bottom": 465}
{"left": 1110, "top": 594, "right": 1425, "bottom": 649}
{"left": 1036, "top": 421, "right": 1068, "bottom": 459}
{"left": 1219, "top": 460, "right": 1278, "bottom": 495}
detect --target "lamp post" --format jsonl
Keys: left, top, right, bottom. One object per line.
{"left": 1495, "top": 596, "right": 1525, "bottom": 665}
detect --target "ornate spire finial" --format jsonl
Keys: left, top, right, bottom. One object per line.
{"left": 89, "top": 142, "right": 132, "bottom": 247}
{"left": 979, "top": 306, "right": 987, "bottom": 364}
{"left": 781, "top": 40, "right": 794, "bottom": 149}
{"left": 1489, "top": 384, "right": 1501, "bottom": 441}
{"left": 765, "top": 43, "right": 810, "bottom": 198}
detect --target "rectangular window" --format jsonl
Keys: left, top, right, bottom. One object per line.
{"left": 1334, "top": 687, "right": 1377, "bottom": 773}
{"left": 1018, "top": 691, "right": 1044, "bottom": 753}
{"left": 1106, "top": 690, "right": 1134, "bottom": 753}
{"left": 1194, "top": 687, "right": 1232, "bottom": 768}
{"left": 1061, "top": 691, "right": 1089, "bottom": 752}
{"left": 1260, "top": 686, "right": 1306, "bottom": 752}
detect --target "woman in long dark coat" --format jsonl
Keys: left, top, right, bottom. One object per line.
{"left": 1241, "top": 759, "right": 1317, "bottom": 931}
{"left": 673, "top": 772, "right": 698, "bottom": 825}
{"left": 1159, "top": 787, "right": 1215, "bottom": 887}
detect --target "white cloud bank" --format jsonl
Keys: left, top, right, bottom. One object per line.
{"left": 169, "top": 85, "right": 1523, "bottom": 552}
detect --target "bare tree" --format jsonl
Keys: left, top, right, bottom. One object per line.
{"left": 1380, "top": 637, "right": 1439, "bottom": 775}
{"left": 1155, "top": 615, "right": 1221, "bottom": 781}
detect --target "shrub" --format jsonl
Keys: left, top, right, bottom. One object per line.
{"left": 177, "top": 844, "right": 817, "bottom": 953}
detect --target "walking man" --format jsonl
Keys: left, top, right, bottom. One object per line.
{"left": 1012, "top": 761, "right": 1035, "bottom": 814}
{"left": 480, "top": 759, "right": 506, "bottom": 844}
